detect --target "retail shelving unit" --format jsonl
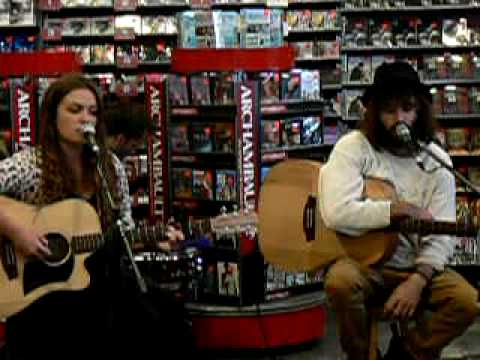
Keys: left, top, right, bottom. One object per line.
{"left": 170, "top": 46, "right": 327, "bottom": 349}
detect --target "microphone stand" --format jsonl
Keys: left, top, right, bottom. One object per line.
{"left": 415, "top": 140, "right": 480, "bottom": 196}
{"left": 95, "top": 151, "right": 148, "bottom": 294}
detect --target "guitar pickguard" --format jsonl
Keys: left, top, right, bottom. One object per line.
{"left": 23, "top": 256, "right": 74, "bottom": 295}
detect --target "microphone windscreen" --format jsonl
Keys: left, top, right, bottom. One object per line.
{"left": 394, "top": 122, "right": 412, "bottom": 144}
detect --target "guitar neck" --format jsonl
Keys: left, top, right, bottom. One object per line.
{"left": 125, "top": 224, "right": 166, "bottom": 246}
{"left": 394, "top": 218, "right": 477, "bottom": 237}
{"left": 71, "top": 224, "right": 167, "bottom": 254}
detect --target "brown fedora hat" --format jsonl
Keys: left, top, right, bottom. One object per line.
{"left": 361, "top": 61, "right": 432, "bottom": 106}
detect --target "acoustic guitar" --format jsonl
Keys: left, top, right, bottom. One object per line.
{"left": 0, "top": 196, "right": 256, "bottom": 319}
{"left": 258, "top": 159, "right": 476, "bottom": 272}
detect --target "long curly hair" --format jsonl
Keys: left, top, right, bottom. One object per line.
{"left": 38, "top": 73, "right": 120, "bottom": 229}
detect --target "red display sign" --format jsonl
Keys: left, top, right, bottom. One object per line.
{"left": 146, "top": 74, "right": 169, "bottom": 224}
{"left": 236, "top": 80, "right": 260, "bottom": 213}
{"left": 10, "top": 78, "right": 36, "bottom": 153}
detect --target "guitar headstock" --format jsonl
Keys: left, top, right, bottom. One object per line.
{"left": 210, "top": 206, "right": 258, "bottom": 235}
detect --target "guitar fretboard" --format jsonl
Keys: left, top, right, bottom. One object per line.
{"left": 71, "top": 224, "right": 167, "bottom": 254}
{"left": 71, "top": 233, "right": 104, "bottom": 253}
{"left": 394, "top": 218, "right": 477, "bottom": 237}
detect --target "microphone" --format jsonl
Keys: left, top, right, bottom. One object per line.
{"left": 394, "top": 122, "right": 415, "bottom": 146}
{"left": 80, "top": 123, "right": 99, "bottom": 153}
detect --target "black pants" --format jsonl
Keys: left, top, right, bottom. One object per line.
{"left": 3, "top": 254, "right": 195, "bottom": 360}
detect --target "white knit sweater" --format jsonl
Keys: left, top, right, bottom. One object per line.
{"left": 319, "top": 130, "right": 457, "bottom": 271}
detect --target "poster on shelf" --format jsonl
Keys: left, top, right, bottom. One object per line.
{"left": 217, "top": 261, "right": 240, "bottom": 296}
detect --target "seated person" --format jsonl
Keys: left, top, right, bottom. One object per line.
{"left": 320, "top": 62, "right": 478, "bottom": 360}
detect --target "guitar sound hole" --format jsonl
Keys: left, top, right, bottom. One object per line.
{"left": 44, "top": 233, "right": 69, "bottom": 263}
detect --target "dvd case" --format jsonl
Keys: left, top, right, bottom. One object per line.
{"left": 192, "top": 169, "right": 214, "bottom": 200}
{"left": 216, "top": 169, "right": 237, "bottom": 201}
{"left": 172, "top": 167, "right": 193, "bottom": 198}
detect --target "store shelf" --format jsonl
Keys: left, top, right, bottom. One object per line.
{"left": 436, "top": 114, "right": 480, "bottom": 121}
{"left": 136, "top": 4, "right": 190, "bottom": 12}
{"left": 262, "top": 150, "right": 288, "bottom": 163}
{"left": 171, "top": 46, "right": 296, "bottom": 73}
{"left": 170, "top": 104, "right": 237, "bottom": 120}
{"left": 40, "top": 6, "right": 115, "bottom": 15}
{"left": 342, "top": 82, "right": 370, "bottom": 88}
{"left": 81, "top": 61, "right": 172, "bottom": 72}
{"left": 323, "top": 112, "right": 342, "bottom": 120}
{"left": 343, "top": 116, "right": 361, "bottom": 122}
{"left": 261, "top": 100, "right": 324, "bottom": 118}
{"left": 288, "top": 0, "right": 343, "bottom": 7}
{"left": 210, "top": 2, "right": 275, "bottom": 9}
{"left": 295, "top": 57, "right": 340, "bottom": 65}
{"left": 344, "top": 114, "right": 480, "bottom": 122}
{"left": 171, "top": 152, "right": 237, "bottom": 167}
{"left": 45, "top": 35, "right": 115, "bottom": 43}
{"left": 0, "top": 25, "right": 38, "bottom": 32}
{"left": 286, "top": 28, "right": 342, "bottom": 39}
{"left": 262, "top": 144, "right": 331, "bottom": 163}
{"left": 41, "top": 3, "right": 190, "bottom": 12}
{"left": 172, "top": 198, "right": 238, "bottom": 216}
{"left": 341, "top": 4, "right": 480, "bottom": 14}
{"left": 322, "top": 83, "right": 342, "bottom": 91}
{"left": 424, "top": 78, "right": 480, "bottom": 86}
{"left": 44, "top": 33, "right": 177, "bottom": 44}
{"left": 342, "top": 45, "right": 480, "bottom": 54}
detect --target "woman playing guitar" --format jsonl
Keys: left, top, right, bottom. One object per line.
{"left": 0, "top": 74, "right": 192, "bottom": 359}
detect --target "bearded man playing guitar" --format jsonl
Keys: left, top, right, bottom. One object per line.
{"left": 320, "top": 62, "right": 478, "bottom": 360}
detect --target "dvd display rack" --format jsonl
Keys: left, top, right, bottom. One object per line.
{"left": 168, "top": 3, "right": 332, "bottom": 303}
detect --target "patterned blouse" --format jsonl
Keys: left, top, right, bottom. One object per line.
{"left": 0, "top": 147, "right": 134, "bottom": 229}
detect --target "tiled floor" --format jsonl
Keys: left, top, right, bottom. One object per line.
{"left": 201, "top": 310, "right": 480, "bottom": 360}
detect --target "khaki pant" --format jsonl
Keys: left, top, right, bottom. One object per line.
{"left": 324, "top": 258, "right": 478, "bottom": 360}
